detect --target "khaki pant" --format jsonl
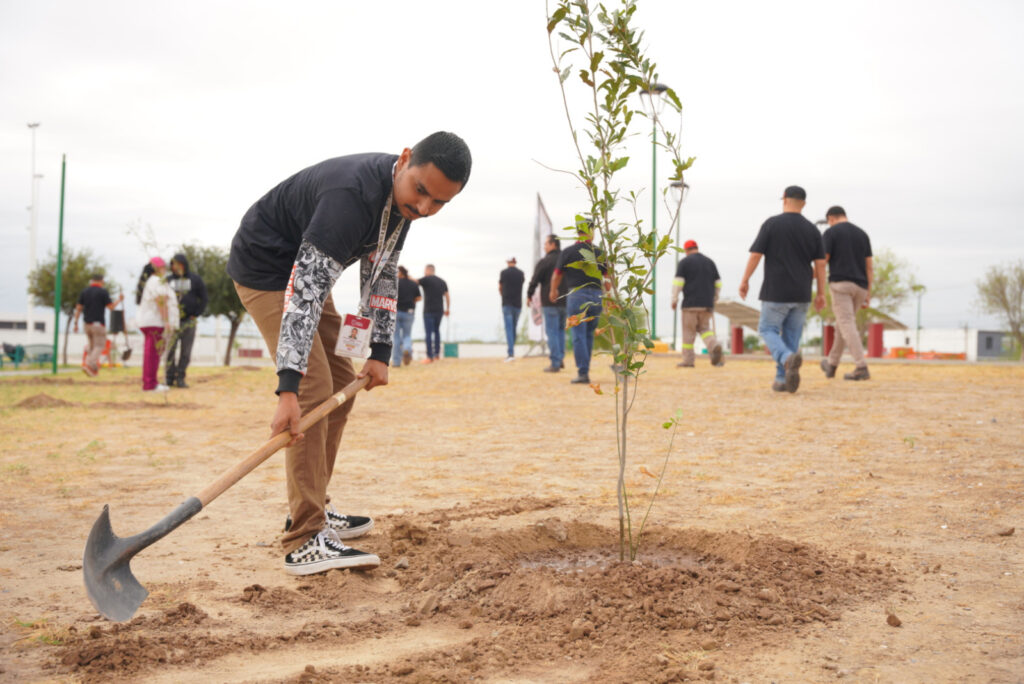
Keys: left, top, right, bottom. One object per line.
{"left": 828, "top": 281, "right": 868, "bottom": 368}
{"left": 681, "top": 308, "right": 719, "bottom": 365}
{"left": 234, "top": 283, "right": 357, "bottom": 553}
{"left": 84, "top": 323, "right": 107, "bottom": 372}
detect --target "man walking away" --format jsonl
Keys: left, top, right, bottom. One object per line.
{"left": 166, "top": 253, "right": 208, "bottom": 388}
{"left": 419, "top": 264, "right": 449, "bottom": 363}
{"left": 551, "top": 222, "right": 607, "bottom": 385}
{"left": 819, "top": 206, "right": 873, "bottom": 381}
{"left": 671, "top": 239, "right": 724, "bottom": 368}
{"left": 738, "top": 186, "right": 826, "bottom": 393}
{"left": 73, "top": 274, "right": 124, "bottom": 376}
{"left": 392, "top": 266, "right": 421, "bottom": 366}
{"left": 527, "top": 234, "right": 567, "bottom": 372}
{"left": 499, "top": 257, "right": 525, "bottom": 362}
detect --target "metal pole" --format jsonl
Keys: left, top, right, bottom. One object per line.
{"left": 916, "top": 292, "right": 922, "bottom": 353}
{"left": 27, "top": 122, "right": 41, "bottom": 341}
{"left": 52, "top": 154, "right": 66, "bottom": 375}
{"left": 671, "top": 196, "right": 679, "bottom": 352}
{"left": 650, "top": 118, "right": 658, "bottom": 339}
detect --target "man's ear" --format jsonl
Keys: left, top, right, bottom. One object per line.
{"left": 397, "top": 147, "right": 412, "bottom": 171}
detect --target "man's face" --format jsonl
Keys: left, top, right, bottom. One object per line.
{"left": 171, "top": 261, "right": 184, "bottom": 276}
{"left": 544, "top": 239, "right": 556, "bottom": 254}
{"left": 393, "top": 148, "right": 464, "bottom": 221}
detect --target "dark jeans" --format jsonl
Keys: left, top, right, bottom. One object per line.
{"left": 165, "top": 321, "right": 196, "bottom": 383}
{"left": 566, "top": 288, "right": 602, "bottom": 375}
{"left": 502, "top": 305, "right": 521, "bottom": 357}
{"left": 423, "top": 311, "right": 443, "bottom": 359}
{"left": 542, "top": 306, "right": 566, "bottom": 367}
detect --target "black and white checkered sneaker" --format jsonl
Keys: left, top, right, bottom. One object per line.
{"left": 283, "top": 528, "right": 380, "bottom": 576}
{"left": 284, "top": 504, "right": 373, "bottom": 540}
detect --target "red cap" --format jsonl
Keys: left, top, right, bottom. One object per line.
{"left": 683, "top": 240, "right": 698, "bottom": 250}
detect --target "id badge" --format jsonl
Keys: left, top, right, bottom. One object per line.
{"left": 335, "top": 313, "right": 373, "bottom": 358}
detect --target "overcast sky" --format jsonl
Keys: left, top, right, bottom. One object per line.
{"left": 2, "top": 0, "right": 1022, "bottom": 342}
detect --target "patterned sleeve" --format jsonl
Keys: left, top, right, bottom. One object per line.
{"left": 276, "top": 240, "right": 344, "bottom": 393}
{"left": 360, "top": 248, "right": 399, "bottom": 364}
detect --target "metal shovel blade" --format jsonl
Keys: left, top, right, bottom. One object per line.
{"left": 83, "top": 499, "right": 202, "bottom": 621}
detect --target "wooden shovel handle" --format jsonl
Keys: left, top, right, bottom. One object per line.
{"left": 195, "top": 375, "right": 370, "bottom": 507}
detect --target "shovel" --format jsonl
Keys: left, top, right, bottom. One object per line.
{"left": 83, "top": 375, "right": 370, "bottom": 622}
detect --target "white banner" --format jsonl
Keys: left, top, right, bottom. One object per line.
{"left": 528, "top": 194, "right": 553, "bottom": 342}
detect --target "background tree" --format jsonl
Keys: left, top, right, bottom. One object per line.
{"left": 976, "top": 259, "right": 1024, "bottom": 360}
{"left": 27, "top": 247, "right": 118, "bottom": 365}
{"left": 177, "top": 244, "right": 247, "bottom": 366}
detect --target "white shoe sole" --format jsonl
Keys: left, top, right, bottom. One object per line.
{"left": 284, "top": 552, "right": 381, "bottom": 576}
{"left": 330, "top": 518, "right": 374, "bottom": 540}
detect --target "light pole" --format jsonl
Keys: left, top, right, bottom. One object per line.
{"left": 27, "top": 122, "right": 42, "bottom": 342}
{"left": 639, "top": 83, "right": 669, "bottom": 339}
{"left": 669, "top": 180, "right": 689, "bottom": 351}
{"left": 911, "top": 284, "right": 926, "bottom": 353}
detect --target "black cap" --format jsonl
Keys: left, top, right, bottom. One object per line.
{"left": 781, "top": 185, "right": 806, "bottom": 200}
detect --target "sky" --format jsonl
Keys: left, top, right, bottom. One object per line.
{"left": 2, "top": 0, "right": 1022, "bottom": 343}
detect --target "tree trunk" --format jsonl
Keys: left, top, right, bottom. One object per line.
{"left": 62, "top": 312, "right": 73, "bottom": 366}
{"left": 223, "top": 317, "right": 242, "bottom": 366}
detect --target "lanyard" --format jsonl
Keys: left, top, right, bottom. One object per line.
{"left": 359, "top": 194, "right": 405, "bottom": 315}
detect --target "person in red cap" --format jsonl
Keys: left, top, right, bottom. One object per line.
{"left": 134, "top": 257, "right": 178, "bottom": 391}
{"left": 671, "top": 240, "right": 723, "bottom": 367}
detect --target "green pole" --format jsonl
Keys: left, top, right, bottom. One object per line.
{"left": 52, "top": 154, "right": 66, "bottom": 375}
{"left": 650, "top": 119, "right": 658, "bottom": 339}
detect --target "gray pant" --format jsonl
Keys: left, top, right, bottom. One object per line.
{"left": 828, "top": 281, "right": 868, "bottom": 368}
{"left": 165, "top": 321, "right": 197, "bottom": 383}
{"left": 84, "top": 323, "right": 106, "bottom": 372}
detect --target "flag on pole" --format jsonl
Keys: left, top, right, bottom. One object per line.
{"left": 527, "top": 194, "right": 553, "bottom": 342}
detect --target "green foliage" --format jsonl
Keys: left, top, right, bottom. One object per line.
{"left": 177, "top": 243, "right": 247, "bottom": 366}
{"left": 743, "top": 334, "right": 762, "bottom": 352}
{"left": 27, "top": 247, "right": 118, "bottom": 315}
{"left": 810, "top": 248, "right": 921, "bottom": 335}
{"left": 976, "top": 259, "right": 1024, "bottom": 358}
{"left": 547, "top": 0, "right": 691, "bottom": 560}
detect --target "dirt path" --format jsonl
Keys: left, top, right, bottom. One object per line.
{"left": 0, "top": 357, "right": 1021, "bottom": 682}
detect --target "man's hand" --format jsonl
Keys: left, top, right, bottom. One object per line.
{"left": 670, "top": 298, "right": 678, "bottom": 310}
{"left": 73, "top": 321, "right": 79, "bottom": 333}
{"left": 443, "top": 309, "right": 450, "bottom": 317}
{"left": 549, "top": 287, "right": 557, "bottom": 303}
{"left": 271, "top": 391, "right": 304, "bottom": 446}
{"left": 814, "top": 292, "right": 826, "bottom": 312}
{"left": 357, "top": 358, "right": 389, "bottom": 390}
{"left": 738, "top": 281, "right": 749, "bottom": 300}
{"left": 862, "top": 291, "right": 871, "bottom": 309}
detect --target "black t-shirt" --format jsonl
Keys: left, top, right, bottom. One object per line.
{"left": 499, "top": 266, "right": 525, "bottom": 307}
{"left": 556, "top": 241, "right": 606, "bottom": 292}
{"left": 397, "top": 278, "right": 421, "bottom": 313}
{"left": 78, "top": 285, "right": 112, "bottom": 325}
{"left": 675, "top": 252, "right": 720, "bottom": 308}
{"left": 227, "top": 153, "right": 407, "bottom": 290}
{"left": 749, "top": 212, "right": 824, "bottom": 303}
{"left": 418, "top": 275, "right": 448, "bottom": 314}
{"left": 527, "top": 250, "right": 567, "bottom": 308}
{"left": 822, "top": 221, "right": 872, "bottom": 289}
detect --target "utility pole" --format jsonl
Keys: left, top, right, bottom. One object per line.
{"left": 27, "top": 122, "right": 42, "bottom": 341}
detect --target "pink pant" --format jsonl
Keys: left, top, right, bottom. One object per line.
{"left": 140, "top": 327, "right": 164, "bottom": 390}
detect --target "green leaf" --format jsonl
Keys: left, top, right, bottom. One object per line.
{"left": 662, "top": 421, "right": 673, "bottom": 429}
{"left": 590, "top": 50, "right": 604, "bottom": 72}
{"left": 547, "top": 5, "right": 568, "bottom": 34}
{"left": 579, "top": 69, "right": 594, "bottom": 87}
{"left": 559, "top": 66, "right": 571, "bottom": 83}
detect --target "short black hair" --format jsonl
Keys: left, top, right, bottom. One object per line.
{"left": 410, "top": 131, "right": 472, "bottom": 188}
{"left": 90, "top": 273, "right": 104, "bottom": 282}
{"left": 398, "top": 265, "right": 408, "bottom": 278}
{"left": 546, "top": 234, "right": 560, "bottom": 250}
{"left": 825, "top": 205, "right": 847, "bottom": 218}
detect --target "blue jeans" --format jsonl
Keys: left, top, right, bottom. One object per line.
{"left": 566, "top": 288, "right": 602, "bottom": 375}
{"left": 391, "top": 310, "right": 414, "bottom": 365}
{"left": 758, "top": 301, "right": 807, "bottom": 381}
{"left": 502, "top": 305, "right": 521, "bottom": 357}
{"left": 423, "top": 312, "right": 442, "bottom": 359}
{"left": 542, "top": 306, "right": 567, "bottom": 367}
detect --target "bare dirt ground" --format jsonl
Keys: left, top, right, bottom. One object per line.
{"left": 0, "top": 355, "right": 1021, "bottom": 683}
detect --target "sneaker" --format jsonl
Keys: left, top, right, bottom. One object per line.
{"left": 676, "top": 362, "right": 694, "bottom": 368}
{"left": 420, "top": 358, "right": 433, "bottom": 365}
{"left": 844, "top": 366, "right": 870, "bottom": 381}
{"left": 402, "top": 350, "right": 412, "bottom": 366}
{"left": 284, "top": 506, "right": 374, "bottom": 540}
{"left": 570, "top": 374, "right": 591, "bottom": 384}
{"left": 783, "top": 351, "right": 802, "bottom": 393}
{"left": 710, "top": 343, "right": 724, "bottom": 367}
{"left": 81, "top": 365, "right": 97, "bottom": 377}
{"left": 504, "top": 356, "right": 516, "bottom": 363}
{"left": 284, "top": 528, "right": 380, "bottom": 576}
{"left": 820, "top": 359, "right": 836, "bottom": 379}
{"left": 144, "top": 384, "right": 170, "bottom": 392}
{"left": 772, "top": 381, "right": 786, "bottom": 392}
{"left": 543, "top": 364, "right": 560, "bottom": 373}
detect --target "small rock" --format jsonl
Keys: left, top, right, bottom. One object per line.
{"left": 569, "top": 618, "right": 595, "bottom": 640}
{"left": 886, "top": 613, "right": 902, "bottom": 627}
{"left": 417, "top": 593, "right": 440, "bottom": 615}
{"left": 680, "top": 616, "right": 699, "bottom": 629}
{"left": 404, "top": 616, "right": 421, "bottom": 627}
{"left": 394, "top": 664, "right": 414, "bottom": 676}
{"left": 854, "top": 551, "right": 867, "bottom": 561}
{"left": 655, "top": 653, "right": 670, "bottom": 666}
{"left": 700, "top": 639, "right": 718, "bottom": 651}
{"left": 713, "top": 580, "right": 741, "bottom": 593}
{"left": 767, "top": 615, "right": 784, "bottom": 626}
{"left": 88, "top": 626, "right": 102, "bottom": 639}
{"left": 698, "top": 661, "right": 715, "bottom": 671}
{"left": 304, "top": 665, "right": 316, "bottom": 673}
{"left": 996, "top": 527, "right": 1015, "bottom": 537}
{"left": 458, "top": 619, "right": 473, "bottom": 629}
{"left": 395, "top": 556, "right": 410, "bottom": 569}
{"left": 755, "top": 589, "right": 776, "bottom": 602}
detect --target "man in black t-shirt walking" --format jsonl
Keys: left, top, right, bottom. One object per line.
{"left": 739, "top": 186, "right": 826, "bottom": 393}
{"left": 671, "top": 240, "right": 723, "bottom": 368}
{"left": 820, "top": 206, "right": 873, "bottom": 381}
{"left": 392, "top": 266, "right": 421, "bottom": 366}
{"left": 73, "top": 274, "right": 124, "bottom": 377}
{"left": 418, "top": 264, "right": 449, "bottom": 363}
{"left": 527, "top": 234, "right": 568, "bottom": 372}
{"left": 227, "top": 132, "right": 471, "bottom": 576}
{"left": 498, "top": 257, "right": 525, "bottom": 361}
{"left": 551, "top": 223, "right": 607, "bottom": 384}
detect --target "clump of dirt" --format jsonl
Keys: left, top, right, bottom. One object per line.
{"left": 16, "top": 393, "right": 77, "bottom": 409}
{"left": 56, "top": 517, "right": 899, "bottom": 682}
{"left": 89, "top": 401, "right": 203, "bottom": 410}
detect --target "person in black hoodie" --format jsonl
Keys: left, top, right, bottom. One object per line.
{"left": 526, "top": 234, "right": 568, "bottom": 372}
{"left": 166, "top": 253, "right": 208, "bottom": 388}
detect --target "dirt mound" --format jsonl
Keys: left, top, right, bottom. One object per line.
{"left": 57, "top": 517, "right": 898, "bottom": 682}
{"left": 89, "top": 401, "right": 203, "bottom": 410}
{"left": 16, "top": 393, "right": 77, "bottom": 409}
